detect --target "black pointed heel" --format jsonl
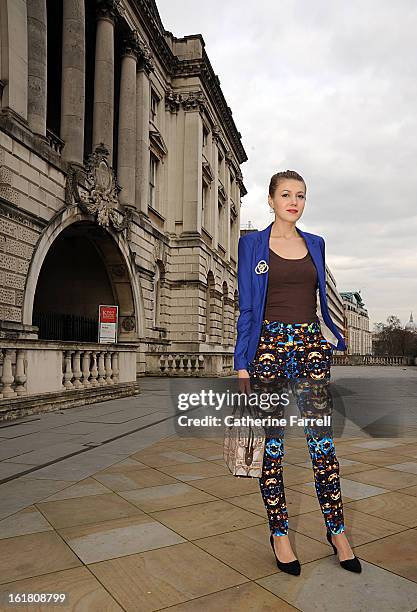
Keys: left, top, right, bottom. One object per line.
{"left": 270, "top": 534, "right": 301, "bottom": 576}
{"left": 326, "top": 530, "right": 362, "bottom": 573}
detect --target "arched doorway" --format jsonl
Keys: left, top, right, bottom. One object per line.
{"left": 31, "top": 220, "right": 139, "bottom": 342}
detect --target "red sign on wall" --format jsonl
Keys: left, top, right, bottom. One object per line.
{"left": 98, "top": 305, "right": 118, "bottom": 343}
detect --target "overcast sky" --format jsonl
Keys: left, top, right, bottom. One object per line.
{"left": 156, "top": 0, "right": 417, "bottom": 329}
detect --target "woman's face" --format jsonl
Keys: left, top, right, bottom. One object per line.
{"left": 268, "top": 179, "right": 306, "bottom": 222}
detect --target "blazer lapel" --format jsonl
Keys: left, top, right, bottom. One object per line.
{"left": 254, "top": 222, "right": 321, "bottom": 318}
{"left": 254, "top": 222, "right": 272, "bottom": 306}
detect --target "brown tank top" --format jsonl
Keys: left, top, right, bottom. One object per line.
{"left": 263, "top": 248, "right": 319, "bottom": 323}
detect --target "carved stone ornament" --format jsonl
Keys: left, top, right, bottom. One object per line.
{"left": 137, "top": 37, "right": 154, "bottom": 73}
{"left": 121, "top": 315, "right": 136, "bottom": 332}
{"left": 181, "top": 90, "right": 207, "bottom": 112}
{"left": 65, "top": 143, "right": 131, "bottom": 232}
{"left": 96, "top": 0, "right": 122, "bottom": 22}
{"left": 123, "top": 29, "right": 154, "bottom": 73}
{"left": 165, "top": 88, "right": 182, "bottom": 113}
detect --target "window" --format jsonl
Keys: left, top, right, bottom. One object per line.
{"left": 202, "top": 183, "right": 210, "bottom": 230}
{"left": 150, "top": 89, "right": 159, "bottom": 123}
{"left": 149, "top": 153, "right": 157, "bottom": 208}
{"left": 218, "top": 200, "right": 225, "bottom": 248}
{"left": 230, "top": 172, "right": 235, "bottom": 197}
{"left": 233, "top": 289, "right": 238, "bottom": 342}
{"left": 222, "top": 282, "right": 228, "bottom": 342}
{"left": 218, "top": 150, "right": 223, "bottom": 173}
{"left": 153, "top": 261, "right": 165, "bottom": 328}
{"left": 203, "top": 125, "right": 209, "bottom": 148}
{"left": 205, "top": 273, "right": 215, "bottom": 339}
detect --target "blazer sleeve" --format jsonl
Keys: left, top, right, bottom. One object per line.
{"left": 319, "top": 236, "right": 346, "bottom": 344}
{"left": 233, "top": 235, "right": 253, "bottom": 371}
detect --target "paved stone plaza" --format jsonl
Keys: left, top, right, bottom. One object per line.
{"left": 0, "top": 367, "right": 417, "bottom": 611}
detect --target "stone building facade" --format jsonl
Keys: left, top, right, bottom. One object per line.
{"left": 0, "top": 0, "right": 247, "bottom": 415}
{"left": 324, "top": 264, "right": 346, "bottom": 354}
{"left": 341, "top": 291, "right": 372, "bottom": 355}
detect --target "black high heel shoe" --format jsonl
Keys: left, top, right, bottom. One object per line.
{"left": 269, "top": 534, "right": 301, "bottom": 576}
{"left": 326, "top": 530, "right": 362, "bottom": 573}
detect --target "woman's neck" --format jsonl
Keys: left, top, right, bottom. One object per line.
{"left": 270, "top": 219, "right": 299, "bottom": 239}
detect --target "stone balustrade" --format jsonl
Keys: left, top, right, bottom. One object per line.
{"left": 149, "top": 352, "right": 236, "bottom": 376}
{"left": 331, "top": 354, "right": 414, "bottom": 366}
{"left": 45, "top": 128, "right": 65, "bottom": 154}
{"left": 62, "top": 348, "right": 119, "bottom": 391}
{"left": 0, "top": 347, "right": 27, "bottom": 398}
{"left": 0, "top": 340, "right": 138, "bottom": 399}
{"left": 158, "top": 353, "right": 205, "bottom": 375}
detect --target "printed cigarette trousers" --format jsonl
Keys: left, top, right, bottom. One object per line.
{"left": 247, "top": 320, "right": 345, "bottom": 536}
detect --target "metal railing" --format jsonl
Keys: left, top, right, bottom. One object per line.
{"left": 32, "top": 311, "right": 97, "bottom": 343}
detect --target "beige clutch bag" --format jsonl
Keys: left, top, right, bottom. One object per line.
{"left": 223, "top": 404, "right": 265, "bottom": 478}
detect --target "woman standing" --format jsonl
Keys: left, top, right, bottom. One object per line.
{"left": 234, "top": 170, "right": 361, "bottom": 576}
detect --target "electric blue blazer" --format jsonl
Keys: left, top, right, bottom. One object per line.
{"left": 234, "top": 221, "right": 347, "bottom": 371}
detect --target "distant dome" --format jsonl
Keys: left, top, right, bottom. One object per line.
{"left": 405, "top": 312, "right": 417, "bottom": 331}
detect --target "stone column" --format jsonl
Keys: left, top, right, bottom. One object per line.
{"left": 225, "top": 156, "right": 232, "bottom": 261}
{"left": 1, "top": 0, "right": 28, "bottom": 120}
{"left": 27, "top": 0, "right": 46, "bottom": 134}
{"left": 92, "top": 0, "right": 118, "bottom": 156}
{"left": 61, "top": 0, "right": 85, "bottom": 164}
{"left": 181, "top": 92, "right": 205, "bottom": 234}
{"left": 133, "top": 40, "right": 154, "bottom": 214}
{"left": 117, "top": 34, "right": 138, "bottom": 209}
{"left": 212, "top": 129, "right": 220, "bottom": 248}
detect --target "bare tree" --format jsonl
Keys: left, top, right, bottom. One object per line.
{"left": 373, "top": 315, "right": 417, "bottom": 357}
